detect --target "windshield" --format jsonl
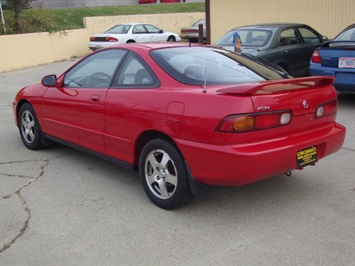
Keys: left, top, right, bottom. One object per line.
{"left": 215, "top": 29, "right": 272, "bottom": 47}
{"left": 150, "top": 46, "right": 284, "bottom": 86}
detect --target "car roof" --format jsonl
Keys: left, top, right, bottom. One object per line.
{"left": 113, "top": 23, "right": 152, "bottom": 26}
{"left": 101, "top": 42, "right": 203, "bottom": 51}
{"left": 231, "top": 22, "right": 309, "bottom": 31}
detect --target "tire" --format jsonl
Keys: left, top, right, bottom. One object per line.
{"left": 18, "top": 103, "right": 44, "bottom": 150}
{"left": 139, "top": 139, "right": 192, "bottom": 209}
{"left": 167, "top": 36, "right": 176, "bottom": 42}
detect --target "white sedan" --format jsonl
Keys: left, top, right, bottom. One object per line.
{"left": 89, "top": 23, "right": 181, "bottom": 51}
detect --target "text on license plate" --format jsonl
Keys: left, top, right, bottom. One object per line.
{"left": 338, "top": 57, "right": 355, "bottom": 68}
{"left": 296, "top": 146, "right": 318, "bottom": 168}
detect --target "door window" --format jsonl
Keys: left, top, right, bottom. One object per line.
{"left": 298, "top": 27, "right": 321, "bottom": 43}
{"left": 63, "top": 49, "right": 127, "bottom": 88}
{"left": 279, "top": 28, "right": 298, "bottom": 46}
{"left": 146, "top": 24, "right": 161, "bottom": 34}
{"left": 133, "top": 24, "right": 147, "bottom": 34}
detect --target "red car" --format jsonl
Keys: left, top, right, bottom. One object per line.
{"left": 13, "top": 43, "right": 346, "bottom": 209}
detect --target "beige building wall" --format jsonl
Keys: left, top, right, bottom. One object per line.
{"left": 209, "top": 0, "right": 355, "bottom": 43}
{"left": 0, "top": 12, "right": 204, "bottom": 72}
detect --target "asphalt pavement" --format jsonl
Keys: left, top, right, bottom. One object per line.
{"left": 0, "top": 59, "right": 354, "bottom": 265}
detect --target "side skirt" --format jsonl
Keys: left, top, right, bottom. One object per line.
{"left": 44, "top": 134, "right": 135, "bottom": 171}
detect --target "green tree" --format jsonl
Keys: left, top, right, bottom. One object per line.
{"left": 8, "top": 0, "right": 29, "bottom": 32}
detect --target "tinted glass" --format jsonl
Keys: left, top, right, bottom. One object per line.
{"left": 150, "top": 47, "right": 284, "bottom": 86}
{"left": 133, "top": 25, "right": 147, "bottom": 34}
{"left": 105, "top": 25, "right": 131, "bottom": 34}
{"left": 298, "top": 27, "right": 321, "bottom": 43}
{"left": 113, "top": 53, "right": 159, "bottom": 88}
{"left": 215, "top": 30, "right": 272, "bottom": 47}
{"left": 145, "top": 24, "right": 161, "bottom": 33}
{"left": 279, "top": 28, "right": 298, "bottom": 46}
{"left": 335, "top": 26, "right": 355, "bottom": 41}
{"left": 63, "top": 49, "right": 127, "bottom": 88}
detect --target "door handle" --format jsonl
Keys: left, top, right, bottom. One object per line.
{"left": 91, "top": 95, "right": 100, "bottom": 102}
{"left": 283, "top": 50, "right": 289, "bottom": 54}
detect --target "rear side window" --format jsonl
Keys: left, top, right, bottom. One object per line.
{"left": 113, "top": 53, "right": 159, "bottom": 88}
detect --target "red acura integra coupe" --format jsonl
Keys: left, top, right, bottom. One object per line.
{"left": 13, "top": 43, "right": 346, "bottom": 209}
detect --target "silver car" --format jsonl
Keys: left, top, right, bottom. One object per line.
{"left": 180, "top": 19, "right": 206, "bottom": 43}
{"left": 89, "top": 23, "right": 181, "bottom": 51}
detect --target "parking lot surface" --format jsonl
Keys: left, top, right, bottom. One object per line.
{"left": 0, "top": 59, "right": 354, "bottom": 265}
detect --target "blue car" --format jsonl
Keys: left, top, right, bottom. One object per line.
{"left": 310, "top": 24, "right": 355, "bottom": 93}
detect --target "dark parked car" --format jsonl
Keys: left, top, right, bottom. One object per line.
{"left": 13, "top": 43, "right": 345, "bottom": 209}
{"left": 214, "top": 23, "right": 327, "bottom": 77}
{"left": 310, "top": 24, "right": 355, "bottom": 93}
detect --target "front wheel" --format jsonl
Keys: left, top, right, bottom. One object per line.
{"left": 18, "top": 103, "right": 44, "bottom": 150}
{"left": 139, "top": 139, "right": 192, "bottom": 209}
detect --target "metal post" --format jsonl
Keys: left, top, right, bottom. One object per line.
{"left": 198, "top": 23, "right": 203, "bottom": 44}
{"left": 0, "top": 1, "right": 6, "bottom": 34}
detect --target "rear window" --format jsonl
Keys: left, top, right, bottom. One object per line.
{"left": 215, "top": 30, "right": 272, "bottom": 47}
{"left": 150, "top": 47, "right": 284, "bottom": 86}
{"left": 105, "top": 25, "right": 131, "bottom": 34}
{"left": 335, "top": 26, "right": 355, "bottom": 41}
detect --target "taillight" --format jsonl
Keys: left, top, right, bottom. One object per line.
{"left": 315, "top": 100, "right": 337, "bottom": 118}
{"left": 217, "top": 111, "right": 292, "bottom": 133}
{"left": 90, "top": 37, "right": 96, "bottom": 41}
{"left": 311, "top": 50, "right": 322, "bottom": 63}
{"left": 106, "top": 37, "right": 118, "bottom": 42}
{"left": 181, "top": 29, "right": 198, "bottom": 33}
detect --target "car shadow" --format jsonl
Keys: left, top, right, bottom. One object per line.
{"left": 337, "top": 92, "right": 355, "bottom": 107}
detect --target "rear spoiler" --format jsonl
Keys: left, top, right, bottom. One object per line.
{"left": 217, "top": 76, "right": 335, "bottom": 95}
{"left": 321, "top": 40, "right": 355, "bottom": 48}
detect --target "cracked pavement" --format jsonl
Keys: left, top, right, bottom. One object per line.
{"left": 0, "top": 60, "right": 354, "bottom": 265}
{"left": 0, "top": 159, "right": 48, "bottom": 252}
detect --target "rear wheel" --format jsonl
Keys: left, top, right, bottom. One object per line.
{"left": 167, "top": 36, "right": 176, "bottom": 42}
{"left": 18, "top": 103, "right": 44, "bottom": 150}
{"left": 139, "top": 139, "right": 192, "bottom": 209}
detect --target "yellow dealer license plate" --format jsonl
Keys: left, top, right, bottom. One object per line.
{"left": 296, "top": 146, "right": 318, "bottom": 168}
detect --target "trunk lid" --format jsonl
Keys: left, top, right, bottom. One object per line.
{"left": 319, "top": 41, "right": 355, "bottom": 67}
{"left": 216, "top": 76, "right": 336, "bottom": 116}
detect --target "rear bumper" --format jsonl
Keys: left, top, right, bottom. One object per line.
{"left": 88, "top": 42, "right": 117, "bottom": 51}
{"left": 310, "top": 64, "right": 355, "bottom": 92}
{"left": 177, "top": 123, "right": 346, "bottom": 186}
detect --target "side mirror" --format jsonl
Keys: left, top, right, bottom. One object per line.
{"left": 159, "top": 29, "right": 164, "bottom": 33}
{"left": 322, "top": 36, "right": 328, "bottom": 42}
{"left": 42, "top": 75, "right": 57, "bottom": 86}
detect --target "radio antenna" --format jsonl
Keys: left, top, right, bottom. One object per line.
{"left": 203, "top": 67, "right": 208, "bottom": 93}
